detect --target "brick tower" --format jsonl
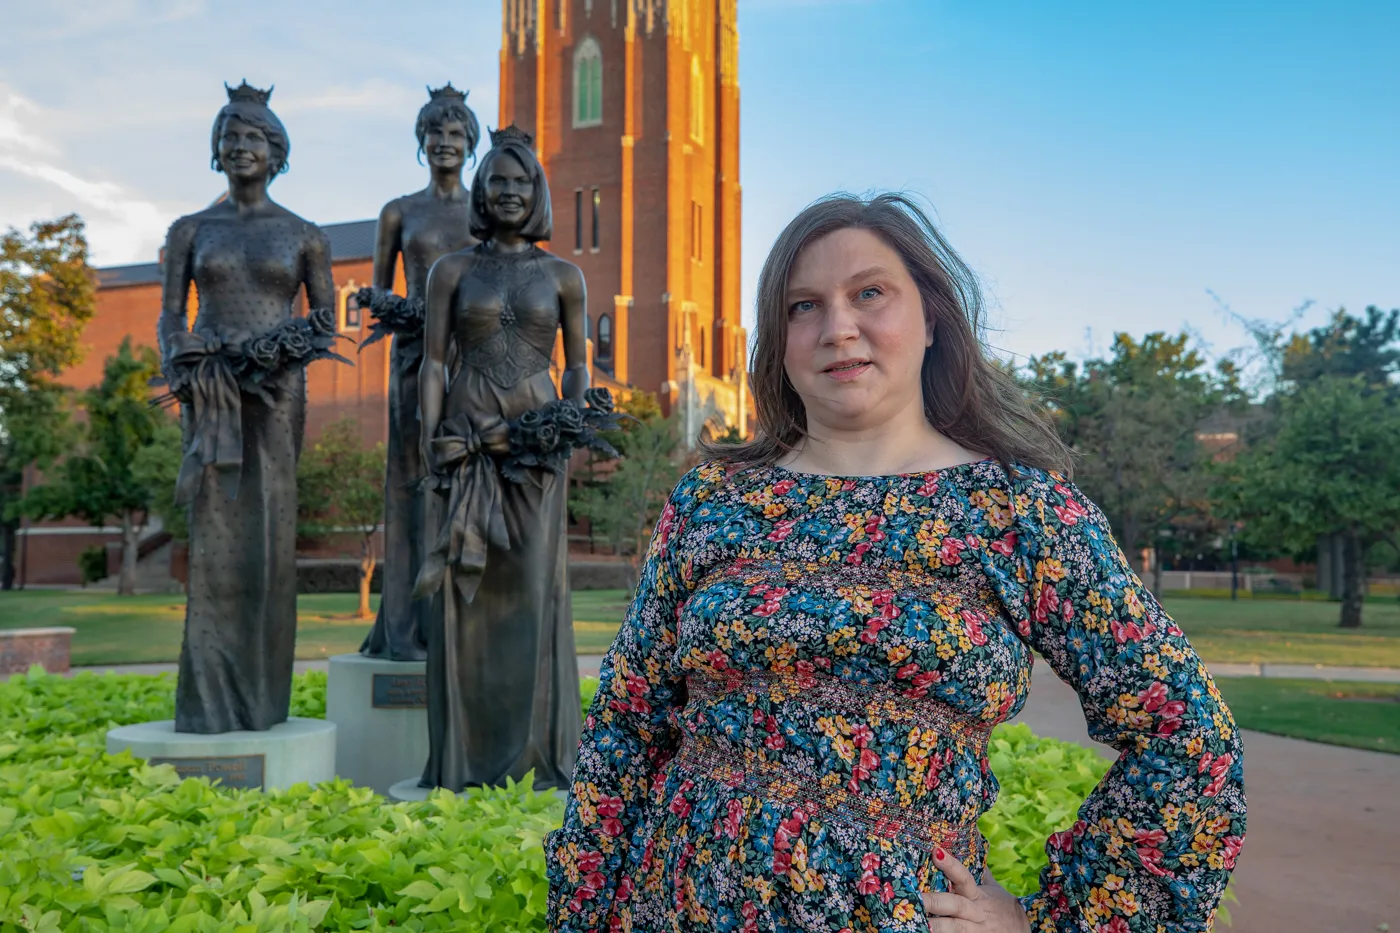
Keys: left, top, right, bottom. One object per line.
{"left": 499, "top": 0, "right": 746, "bottom": 440}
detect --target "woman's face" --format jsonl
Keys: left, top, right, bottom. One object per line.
{"left": 782, "top": 226, "right": 931, "bottom": 433}
{"left": 482, "top": 151, "right": 534, "bottom": 229}
{"left": 424, "top": 119, "right": 469, "bottom": 171}
{"left": 217, "top": 116, "right": 273, "bottom": 182}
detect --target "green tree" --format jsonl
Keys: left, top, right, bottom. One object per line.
{"left": 1215, "top": 375, "right": 1400, "bottom": 627}
{"left": 21, "top": 340, "right": 168, "bottom": 595}
{"left": 0, "top": 382, "right": 76, "bottom": 588}
{"left": 0, "top": 214, "right": 96, "bottom": 588}
{"left": 131, "top": 417, "right": 189, "bottom": 542}
{"left": 1213, "top": 306, "right": 1400, "bottom": 618}
{"left": 1026, "top": 332, "right": 1241, "bottom": 590}
{"left": 571, "top": 390, "right": 687, "bottom": 565}
{"left": 297, "top": 418, "right": 386, "bottom": 619}
{"left": 1280, "top": 306, "right": 1399, "bottom": 387}
{"left": 1, "top": 214, "right": 96, "bottom": 391}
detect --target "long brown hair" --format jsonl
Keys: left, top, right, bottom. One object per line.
{"left": 705, "top": 192, "right": 1071, "bottom": 476}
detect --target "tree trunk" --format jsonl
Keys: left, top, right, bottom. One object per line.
{"left": 1338, "top": 531, "right": 1365, "bottom": 629}
{"left": 1152, "top": 546, "right": 1163, "bottom": 595}
{"left": 0, "top": 519, "right": 15, "bottom": 591}
{"left": 118, "top": 512, "right": 140, "bottom": 596}
{"left": 358, "top": 535, "right": 375, "bottom": 620}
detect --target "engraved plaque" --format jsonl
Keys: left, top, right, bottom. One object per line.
{"left": 372, "top": 673, "right": 428, "bottom": 709}
{"left": 149, "top": 753, "right": 265, "bottom": 789}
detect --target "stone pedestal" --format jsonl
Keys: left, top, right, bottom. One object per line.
{"left": 388, "top": 777, "right": 435, "bottom": 802}
{"left": 325, "top": 653, "right": 429, "bottom": 795}
{"left": 387, "top": 777, "right": 569, "bottom": 803}
{"left": 106, "top": 718, "right": 335, "bottom": 792}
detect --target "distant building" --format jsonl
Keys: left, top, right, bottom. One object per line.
{"left": 499, "top": 0, "right": 749, "bottom": 441}
{"left": 20, "top": 1, "right": 751, "bottom": 586}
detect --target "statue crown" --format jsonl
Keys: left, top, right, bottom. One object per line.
{"left": 489, "top": 124, "right": 534, "bottom": 149}
{"left": 427, "top": 82, "right": 469, "bottom": 102}
{"left": 225, "top": 80, "right": 273, "bottom": 106}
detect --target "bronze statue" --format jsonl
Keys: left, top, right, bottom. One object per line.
{"left": 157, "top": 81, "right": 343, "bottom": 733}
{"left": 357, "top": 85, "right": 481, "bottom": 662}
{"left": 413, "top": 126, "right": 591, "bottom": 791}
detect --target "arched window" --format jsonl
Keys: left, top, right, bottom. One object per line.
{"left": 342, "top": 288, "right": 361, "bottom": 328}
{"left": 574, "top": 38, "right": 603, "bottom": 128}
{"left": 689, "top": 55, "right": 704, "bottom": 142}
{"left": 596, "top": 313, "right": 613, "bottom": 360}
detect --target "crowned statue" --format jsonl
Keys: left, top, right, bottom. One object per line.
{"left": 412, "top": 125, "right": 626, "bottom": 791}
{"left": 355, "top": 83, "right": 481, "bottom": 662}
{"left": 156, "top": 81, "right": 346, "bottom": 734}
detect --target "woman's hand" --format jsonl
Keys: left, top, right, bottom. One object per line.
{"left": 920, "top": 848, "right": 1030, "bottom": 933}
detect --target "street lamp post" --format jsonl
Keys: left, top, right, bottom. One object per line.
{"left": 1229, "top": 526, "right": 1239, "bottom": 601}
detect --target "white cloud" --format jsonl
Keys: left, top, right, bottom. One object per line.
{"left": 0, "top": 86, "right": 172, "bottom": 265}
{"left": 25, "top": 0, "right": 205, "bottom": 36}
{"left": 275, "top": 80, "right": 424, "bottom": 117}
{"left": 0, "top": 91, "right": 52, "bottom": 154}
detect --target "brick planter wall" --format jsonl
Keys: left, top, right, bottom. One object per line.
{"left": 0, "top": 627, "right": 76, "bottom": 675}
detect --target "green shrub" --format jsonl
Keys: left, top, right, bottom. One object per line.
{"left": 0, "top": 668, "right": 1149, "bottom": 931}
{"left": 977, "top": 722, "right": 1109, "bottom": 894}
{"left": 77, "top": 545, "right": 108, "bottom": 586}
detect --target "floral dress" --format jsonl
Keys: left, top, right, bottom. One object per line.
{"left": 545, "top": 459, "right": 1246, "bottom": 933}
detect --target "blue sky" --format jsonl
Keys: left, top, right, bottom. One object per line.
{"left": 1, "top": 0, "right": 1395, "bottom": 368}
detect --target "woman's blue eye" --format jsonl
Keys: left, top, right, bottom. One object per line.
{"left": 859, "top": 286, "right": 881, "bottom": 301}
{"left": 789, "top": 300, "right": 816, "bottom": 315}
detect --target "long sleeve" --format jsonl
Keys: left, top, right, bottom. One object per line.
{"left": 545, "top": 470, "right": 704, "bottom": 932}
{"left": 982, "top": 467, "right": 1246, "bottom": 933}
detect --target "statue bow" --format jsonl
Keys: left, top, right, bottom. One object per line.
{"left": 168, "top": 331, "right": 244, "bottom": 506}
{"left": 412, "top": 413, "right": 511, "bottom": 605}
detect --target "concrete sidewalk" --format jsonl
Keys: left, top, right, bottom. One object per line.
{"left": 1204, "top": 661, "right": 1400, "bottom": 682}
{"left": 1012, "top": 660, "right": 1398, "bottom": 933}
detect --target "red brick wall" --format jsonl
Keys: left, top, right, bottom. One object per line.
{"left": 500, "top": 0, "right": 744, "bottom": 415}
{"left": 77, "top": 258, "right": 391, "bottom": 448}
{"left": 0, "top": 627, "right": 73, "bottom": 675}
{"left": 22, "top": 256, "right": 395, "bottom": 586}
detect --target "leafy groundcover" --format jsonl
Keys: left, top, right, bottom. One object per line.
{"left": 2, "top": 669, "right": 1110, "bottom": 932}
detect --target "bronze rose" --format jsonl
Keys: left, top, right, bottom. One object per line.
{"left": 247, "top": 334, "right": 282, "bottom": 369}
{"left": 307, "top": 306, "right": 337, "bottom": 336}
{"left": 553, "top": 402, "right": 585, "bottom": 435}
{"left": 278, "top": 323, "right": 313, "bottom": 359}
{"left": 535, "top": 421, "right": 560, "bottom": 453}
{"left": 583, "top": 386, "right": 615, "bottom": 414}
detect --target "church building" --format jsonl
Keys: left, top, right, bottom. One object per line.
{"left": 499, "top": 0, "right": 748, "bottom": 441}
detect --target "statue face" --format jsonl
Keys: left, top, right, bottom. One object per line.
{"left": 217, "top": 116, "right": 272, "bottom": 182}
{"left": 482, "top": 151, "right": 534, "bottom": 229}
{"left": 424, "top": 119, "right": 470, "bottom": 171}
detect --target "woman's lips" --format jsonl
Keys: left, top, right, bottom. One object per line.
{"left": 823, "top": 360, "right": 871, "bottom": 382}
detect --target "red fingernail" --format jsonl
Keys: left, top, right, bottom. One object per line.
{"left": 936, "top": 847, "right": 947, "bottom": 861}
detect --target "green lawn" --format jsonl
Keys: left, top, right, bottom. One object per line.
{"left": 1214, "top": 677, "right": 1400, "bottom": 754}
{"left": 0, "top": 589, "right": 633, "bottom": 666}
{"left": 1161, "top": 596, "right": 1400, "bottom": 668}
{"left": 4, "top": 589, "right": 1398, "bottom": 670}
{"left": 571, "top": 589, "right": 629, "bottom": 654}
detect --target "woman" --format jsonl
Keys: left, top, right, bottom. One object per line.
{"left": 545, "top": 194, "right": 1246, "bottom": 932}
{"left": 158, "top": 82, "right": 337, "bottom": 734}
{"left": 358, "top": 84, "right": 481, "bottom": 662}
{"left": 415, "top": 125, "right": 587, "bottom": 791}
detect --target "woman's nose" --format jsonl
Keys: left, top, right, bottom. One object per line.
{"left": 819, "top": 300, "right": 860, "bottom": 344}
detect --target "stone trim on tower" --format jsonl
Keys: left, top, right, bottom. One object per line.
{"left": 499, "top": 0, "right": 745, "bottom": 444}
